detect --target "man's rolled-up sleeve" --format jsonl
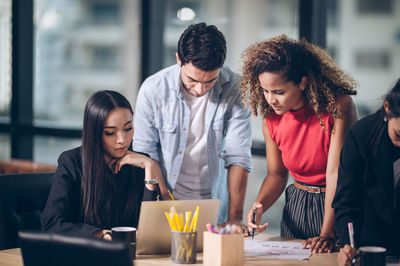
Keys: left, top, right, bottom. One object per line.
{"left": 221, "top": 91, "right": 253, "bottom": 173}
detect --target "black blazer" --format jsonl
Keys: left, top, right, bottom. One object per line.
{"left": 332, "top": 111, "right": 400, "bottom": 255}
{"left": 41, "top": 147, "right": 158, "bottom": 238}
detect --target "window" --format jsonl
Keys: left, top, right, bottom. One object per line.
{"left": 0, "top": 0, "right": 12, "bottom": 122}
{"left": 91, "top": 46, "right": 120, "bottom": 70}
{"left": 0, "top": 134, "right": 10, "bottom": 160}
{"left": 31, "top": 0, "right": 141, "bottom": 163}
{"left": 327, "top": 0, "right": 400, "bottom": 117}
{"left": 355, "top": 50, "right": 390, "bottom": 70}
{"left": 34, "top": 0, "right": 141, "bottom": 129}
{"left": 357, "top": 0, "right": 393, "bottom": 14}
{"left": 90, "top": 2, "right": 121, "bottom": 24}
{"left": 34, "top": 136, "right": 81, "bottom": 165}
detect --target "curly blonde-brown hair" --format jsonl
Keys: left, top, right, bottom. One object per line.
{"left": 240, "top": 35, "right": 357, "bottom": 121}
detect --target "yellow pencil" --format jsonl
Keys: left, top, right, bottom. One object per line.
{"left": 179, "top": 214, "right": 184, "bottom": 231}
{"left": 173, "top": 213, "right": 181, "bottom": 231}
{"left": 168, "top": 190, "right": 175, "bottom": 200}
{"left": 183, "top": 211, "right": 192, "bottom": 232}
{"left": 192, "top": 206, "right": 199, "bottom": 232}
{"left": 189, "top": 206, "right": 199, "bottom": 232}
{"left": 164, "top": 212, "right": 177, "bottom": 231}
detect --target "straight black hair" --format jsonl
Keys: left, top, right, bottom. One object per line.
{"left": 177, "top": 22, "right": 226, "bottom": 71}
{"left": 384, "top": 78, "right": 400, "bottom": 119}
{"left": 368, "top": 78, "right": 400, "bottom": 155}
{"left": 81, "top": 90, "right": 134, "bottom": 228}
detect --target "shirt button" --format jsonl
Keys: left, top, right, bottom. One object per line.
{"left": 210, "top": 172, "right": 214, "bottom": 175}
{"left": 207, "top": 149, "right": 210, "bottom": 152}
{"left": 162, "top": 126, "right": 166, "bottom": 130}
{"left": 182, "top": 128, "right": 186, "bottom": 131}
{"left": 178, "top": 150, "right": 182, "bottom": 154}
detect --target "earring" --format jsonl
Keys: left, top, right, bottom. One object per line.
{"left": 384, "top": 117, "right": 387, "bottom": 122}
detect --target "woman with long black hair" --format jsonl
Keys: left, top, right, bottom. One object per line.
{"left": 41, "top": 90, "right": 160, "bottom": 240}
{"left": 334, "top": 79, "right": 400, "bottom": 265}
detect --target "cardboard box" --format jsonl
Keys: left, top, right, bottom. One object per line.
{"left": 203, "top": 231, "right": 244, "bottom": 266}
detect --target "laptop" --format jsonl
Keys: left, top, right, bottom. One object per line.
{"left": 19, "top": 231, "right": 133, "bottom": 266}
{"left": 136, "top": 199, "right": 220, "bottom": 255}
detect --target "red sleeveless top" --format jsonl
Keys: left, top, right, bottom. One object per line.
{"left": 266, "top": 106, "right": 333, "bottom": 186}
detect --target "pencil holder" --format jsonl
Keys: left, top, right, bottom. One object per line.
{"left": 203, "top": 231, "right": 244, "bottom": 266}
{"left": 171, "top": 231, "right": 197, "bottom": 264}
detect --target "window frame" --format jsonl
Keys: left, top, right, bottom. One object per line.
{"left": 0, "top": 0, "right": 325, "bottom": 160}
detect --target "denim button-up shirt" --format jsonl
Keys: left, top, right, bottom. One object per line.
{"left": 133, "top": 64, "right": 252, "bottom": 223}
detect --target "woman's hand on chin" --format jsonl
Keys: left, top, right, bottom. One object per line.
{"left": 107, "top": 151, "right": 150, "bottom": 174}
{"left": 110, "top": 152, "right": 163, "bottom": 190}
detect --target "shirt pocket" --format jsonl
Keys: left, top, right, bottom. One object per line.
{"left": 154, "top": 118, "right": 177, "bottom": 133}
{"left": 153, "top": 118, "right": 177, "bottom": 152}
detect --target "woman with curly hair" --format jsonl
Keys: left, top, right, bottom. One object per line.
{"left": 241, "top": 35, "right": 358, "bottom": 253}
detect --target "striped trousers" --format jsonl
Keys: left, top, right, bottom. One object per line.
{"left": 280, "top": 183, "right": 325, "bottom": 239}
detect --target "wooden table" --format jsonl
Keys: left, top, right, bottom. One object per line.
{"left": 0, "top": 234, "right": 338, "bottom": 266}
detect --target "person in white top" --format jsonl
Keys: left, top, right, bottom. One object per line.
{"left": 133, "top": 23, "right": 253, "bottom": 225}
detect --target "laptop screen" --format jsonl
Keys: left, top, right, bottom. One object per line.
{"left": 136, "top": 199, "right": 220, "bottom": 255}
{"left": 19, "top": 231, "right": 133, "bottom": 266}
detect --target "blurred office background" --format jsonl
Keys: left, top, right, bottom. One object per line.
{"left": 1, "top": 0, "right": 399, "bottom": 234}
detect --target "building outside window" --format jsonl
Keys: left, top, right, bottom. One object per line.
{"left": 33, "top": 0, "right": 142, "bottom": 163}
{"left": 0, "top": 0, "right": 11, "bottom": 122}
{"left": 327, "top": 0, "right": 400, "bottom": 117}
{"left": 0, "top": 0, "right": 11, "bottom": 160}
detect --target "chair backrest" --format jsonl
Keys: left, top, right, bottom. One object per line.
{"left": 19, "top": 231, "right": 133, "bottom": 266}
{"left": 0, "top": 159, "right": 57, "bottom": 174}
{"left": 0, "top": 172, "right": 55, "bottom": 250}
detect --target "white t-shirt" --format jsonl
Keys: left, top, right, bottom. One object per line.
{"left": 173, "top": 85, "right": 212, "bottom": 199}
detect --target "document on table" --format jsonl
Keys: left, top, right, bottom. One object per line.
{"left": 244, "top": 240, "right": 312, "bottom": 260}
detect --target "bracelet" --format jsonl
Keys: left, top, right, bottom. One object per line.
{"left": 144, "top": 178, "right": 158, "bottom": 185}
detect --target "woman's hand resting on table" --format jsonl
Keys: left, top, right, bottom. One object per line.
{"left": 302, "top": 235, "right": 336, "bottom": 253}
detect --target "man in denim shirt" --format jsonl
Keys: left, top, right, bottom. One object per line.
{"left": 133, "top": 23, "right": 252, "bottom": 224}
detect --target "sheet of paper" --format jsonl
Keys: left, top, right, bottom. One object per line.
{"left": 244, "top": 240, "right": 312, "bottom": 260}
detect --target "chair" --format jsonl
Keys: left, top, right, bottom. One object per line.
{"left": 19, "top": 231, "right": 133, "bottom": 266}
{"left": 0, "top": 172, "right": 55, "bottom": 250}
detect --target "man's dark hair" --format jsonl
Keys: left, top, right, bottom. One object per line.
{"left": 177, "top": 23, "right": 226, "bottom": 71}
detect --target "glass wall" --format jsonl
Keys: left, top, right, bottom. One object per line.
{"left": 326, "top": 0, "right": 400, "bottom": 117}
{"left": 33, "top": 0, "right": 142, "bottom": 129}
{"left": 32, "top": 0, "right": 142, "bottom": 162}
{"left": 34, "top": 136, "right": 81, "bottom": 165}
{"left": 0, "top": 0, "right": 12, "bottom": 123}
{"left": 0, "top": 134, "right": 10, "bottom": 160}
